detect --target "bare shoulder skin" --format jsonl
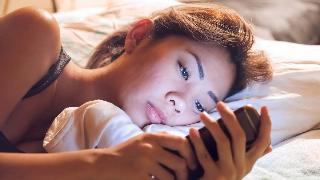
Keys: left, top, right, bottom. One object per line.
{"left": 0, "top": 7, "right": 61, "bottom": 151}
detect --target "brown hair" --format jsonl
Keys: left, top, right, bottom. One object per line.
{"left": 87, "top": 3, "right": 272, "bottom": 97}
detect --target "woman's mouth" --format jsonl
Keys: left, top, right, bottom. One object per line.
{"left": 145, "top": 101, "right": 166, "bottom": 124}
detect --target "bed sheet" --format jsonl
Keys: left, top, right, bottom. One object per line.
{"left": 53, "top": 1, "right": 320, "bottom": 179}
{"left": 245, "top": 129, "right": 320, "bottom": 179}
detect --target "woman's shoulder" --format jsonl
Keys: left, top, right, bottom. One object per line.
{"left": 0, "top": 7, "right": 61, "bottom": 62}
{"left": 0, "top": 7, "right": 61, "bottom": 128}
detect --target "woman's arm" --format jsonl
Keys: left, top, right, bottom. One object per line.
{"left": 0, "top": 132, "right": 197, "bottom": 180}
{"left": 0, "top": 150, "right": 97, "bottom": 180}
{"left": 0, "top": 7, "right": 60, "bottom": 128}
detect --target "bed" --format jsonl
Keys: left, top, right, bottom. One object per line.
{"left": 53, "top": 0, "right": 320, "bottom": 179}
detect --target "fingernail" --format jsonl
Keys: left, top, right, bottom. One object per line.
{"left": 202, "top": 111, "right": 209, "bottom": 117}
{"left": 201, "top": 111, "right": 212, "bottom": 121}
{"left": 217, "top": 101, "right": 225, "bottom": 109}
{"left": 267, "top": 146, "right": 273, "bottom": 153}
{"left": 261, "top": 106, "right": 268, "bottom": 113}
{"left": 201, "top": 112, "right": 217, "bottom": 123}
{"left": 189, "top": 128, "right": 197, "bottom": 136}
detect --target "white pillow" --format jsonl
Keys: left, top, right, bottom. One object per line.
{"left": 204, "top": 39, "right": 320, "bottom": 145}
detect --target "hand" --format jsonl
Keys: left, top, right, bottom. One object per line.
{"left": 188, "top": 102, "right": 272, "bottom": 180}
{"left": 95, "top": 132, "right": 197, "bottom": 180}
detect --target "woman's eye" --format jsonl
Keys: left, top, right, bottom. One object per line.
{"left": 178, "top": 62, "right": 190, "bottom": 80}
{"left": 195, "top": 100, "right": 205, "bottom": 112}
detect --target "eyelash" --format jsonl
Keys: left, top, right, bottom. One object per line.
{"left": 178, "top": 62, "right": 190, "bottom": 81}
{"left": 195, "top": 100, "right": 205, "bottom": 112}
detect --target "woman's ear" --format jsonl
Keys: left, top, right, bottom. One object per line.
{"left": 124, "top": 19, "right": 153, "bottom": 54}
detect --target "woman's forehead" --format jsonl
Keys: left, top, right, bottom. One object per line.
{"left": 153, "top": 36, "right": 230, "bottom": 57}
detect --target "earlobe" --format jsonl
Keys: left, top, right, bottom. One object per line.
{"left": 124, "top": 19, "right": 153, "bottom": 54}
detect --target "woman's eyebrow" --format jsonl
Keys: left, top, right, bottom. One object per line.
{"left": 186, "top": 49, "right": 204, "bottom": 80}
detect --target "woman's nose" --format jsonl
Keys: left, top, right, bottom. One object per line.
{"left": 166, "top": 94, "right": 186, "bottom": 114}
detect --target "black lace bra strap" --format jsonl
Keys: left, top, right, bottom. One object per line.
{"left": 23, "top": 47, "right": 71, "bottom": 99}
{"left": 0, "top": 131, "right": 22, "bottom": 152}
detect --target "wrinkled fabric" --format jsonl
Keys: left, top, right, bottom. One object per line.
{"left": 43, "top": 100, "right": 143, "bottom": 152}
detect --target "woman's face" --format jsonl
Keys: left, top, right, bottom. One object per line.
{"left": 116, "top": 36, "right": 236, "bottom": 128}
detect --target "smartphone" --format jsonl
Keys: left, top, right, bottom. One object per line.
{"left": 187, "top": 105, "right": 261, "bottom": 179}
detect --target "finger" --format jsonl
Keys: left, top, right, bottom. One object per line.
{"left": 247, "top": 106, "right": 272, "bottom": 164}
{"left": 188, "top": 127, "right": 217, "bottom": 173}
{"left": 150, "top": 133, "right": 197, "bottom": 170}
{"left": 200, "top": 110, "right": 233, "bottom": 167}
{"left": 154, "top": 147, "right": 188, "bottom": 180}
{"left": 149, "top": 163, "right": 174, "bottom": 180}
{"left": 216, "top": 102, "right": 246, "bottom": 168}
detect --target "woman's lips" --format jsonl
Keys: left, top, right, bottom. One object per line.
{"left": 145, "top": 102, "right": 166, "bottom": 124}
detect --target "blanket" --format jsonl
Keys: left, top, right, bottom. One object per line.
{"left": 245, "top": 130, "right": 320, "bottom": 180}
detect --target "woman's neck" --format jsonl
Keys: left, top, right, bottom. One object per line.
{"left": 50, "top": 61, "right": 96, "bottom": 115}
{"left": 51, "top": 60, "right": 122, "bottom": 116}
{"left": 93, "top": 56, "right": 127, "bottom": 108}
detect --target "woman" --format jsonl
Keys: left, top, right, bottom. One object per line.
{"left": 0, "top": 3, "right": 272, "bottom": 180}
